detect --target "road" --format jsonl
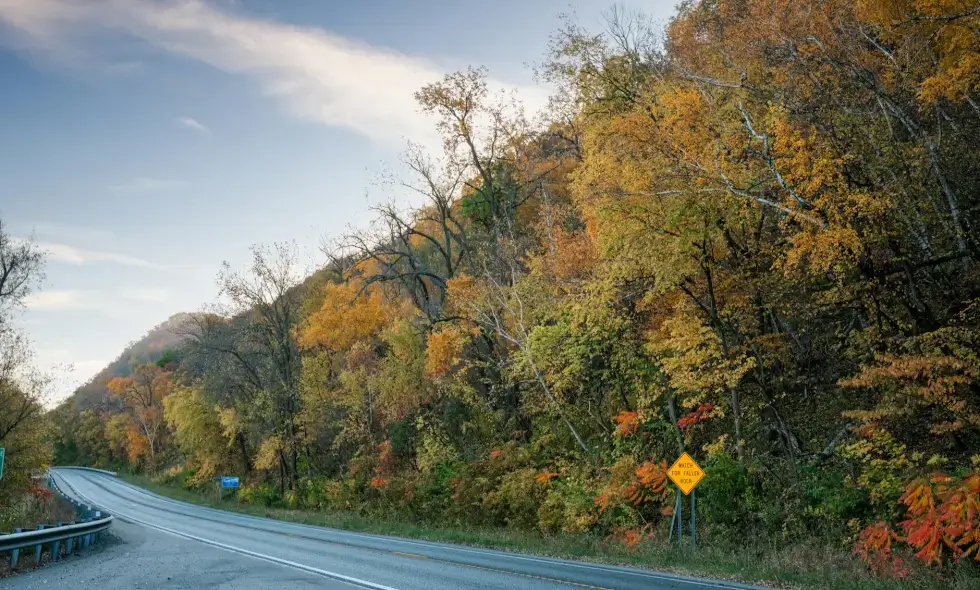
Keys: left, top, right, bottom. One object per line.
{"left": 18, "top": 468, "right": 757, "bottom": 590}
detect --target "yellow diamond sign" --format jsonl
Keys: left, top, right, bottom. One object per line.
{"left": 667, "top": 452, "right": 704, "bottom": 495}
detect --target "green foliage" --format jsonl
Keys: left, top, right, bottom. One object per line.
{"left": 47, "top": 0, "right": 980, "bottom": 582}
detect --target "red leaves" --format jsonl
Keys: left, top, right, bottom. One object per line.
{"left": 677, "top": 403, "right": 715, "bottom": 431}
{"left": 535, "top": 470, "right": 559, "bottom": 485}
{"left": 855, "top": 522, "right": 909, "bottom": 578}
{"left": 27, "top": 485, "right": 53, "bottom": 500}
{"left": 622, "top": 524, "right": 655, "bottom": 549}
{"left": 857, "top": 471, "right": 980, "bottom": 570}
{"left": 600, "top": 460, "right": 670, "bottom": 509}
{"left": 613, "top": 410, "right": 642, "bottom": 437}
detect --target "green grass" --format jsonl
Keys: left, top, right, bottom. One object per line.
{"left": 117, "top": 473, "right": 975, "bottom": 590}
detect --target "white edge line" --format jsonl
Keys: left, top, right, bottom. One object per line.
{"left": 52, "top": 471, "right": 400, "bottom": 590}
{"left": 57, "top": 469, "right": 756, "bottom": 590}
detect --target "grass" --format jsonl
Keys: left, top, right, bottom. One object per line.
{"left": 117, "top": 473, "right": 976, "bottom": 590}
{"left": 0, "top": 487, "right": 94, "bottom": 577}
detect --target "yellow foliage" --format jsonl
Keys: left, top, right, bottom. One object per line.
{"left": 254, "top": 436, "right": 283, "bottom": 471}
{"left": 424, "top": 323, "right": 474, "bottom": 379}
{"left": 298, "top": 280, "right": 391, "bottom": 352}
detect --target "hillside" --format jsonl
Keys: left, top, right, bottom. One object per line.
{"left": 69, "top": 312, "right": 195, "bottom": 412}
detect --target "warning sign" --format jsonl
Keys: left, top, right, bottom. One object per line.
{"left": 667, "top": 452, "right": 704, "bottom": 495}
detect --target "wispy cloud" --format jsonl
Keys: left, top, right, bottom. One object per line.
{"left": 108, "top": 176, "right": 185, "bottom": 193}
{"left": 24, "top": 290, "right": 96, "bottom": 310}
{"left": 176, "top": 116, "right": 210, "bottom": 134}
{"left": 34, "top": 240, "right": 168, "bottom": 270}
{"left": 0, "top": 0, "right": 548, "bottom": 145}
{"left": 26, "top": 287, "right": 173, "bottom": 311}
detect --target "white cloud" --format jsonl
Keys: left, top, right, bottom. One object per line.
{"left": 177, "top": 116, "right": 210, "bottom": 134}
{"left": 34, "top": 240, "right": 168, "bottom": 270}
{"left": 26, "top": 286, "right": 172, "bottom": 312}
{"left": 0, "top": 0, "right": 549, "bottom": 146}
{"left": 108, "top": 176, "right": 186, "bottom": 193}
{"left": 24, "top": 290, "right": 96, "bottom": 310}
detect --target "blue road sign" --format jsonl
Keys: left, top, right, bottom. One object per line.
{"left": 220, "top": 476, "right": 239, "bottom": 488}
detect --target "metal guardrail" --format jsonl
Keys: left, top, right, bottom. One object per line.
{"left": 55, "top": 466, "right": 119, "bottom": 477}
{"left": 0, "top": 471, "right": 113, "bottom": 567}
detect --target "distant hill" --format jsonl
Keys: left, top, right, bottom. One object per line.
{"left": 69, "top": 312, "right": 195, "bottom": 412}
{"left": 63, "top": 263, "right": 336, "bottom": 414}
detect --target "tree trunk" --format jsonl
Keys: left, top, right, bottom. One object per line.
{"left": 729, "top": 387, "right": 746, "bottom": 472}
{"left": 665, "top": 394, "right": 685, "bottom": 455}
{"left": 237, "top": 432, "right": 252, "bottom": 473}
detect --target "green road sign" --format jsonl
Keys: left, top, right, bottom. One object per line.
{"left": 0, "top": 447, "right": 5, "bottom": 480}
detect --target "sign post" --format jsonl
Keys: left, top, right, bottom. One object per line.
{"left": 0, "top": 447, "right": 4, "bottom": 480}
{"left": 667, "top": 452, "right": 705, "bottom": 549}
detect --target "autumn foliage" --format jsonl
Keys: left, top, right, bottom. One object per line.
{"left": 51, "top": 0, "right": 980, "bottom": 578}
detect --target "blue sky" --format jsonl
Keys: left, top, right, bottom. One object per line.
{"left": 0, "top": 0, "right": 678, "bottom": 403}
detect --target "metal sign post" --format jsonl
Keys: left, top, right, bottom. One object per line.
{"left": 667, "top": 452, "right": 705, "bottom": 550}
{"left": 0, "top": 447, "right": 5, "bottom": 480}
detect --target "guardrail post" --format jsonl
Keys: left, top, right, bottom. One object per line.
{"left": 51, "top": 522, "right": 63, "bottom": 561}
{"left": 33, "top": 524, "right": 45, "bottom": 564}
{"left": 93, "top": 512, "right": 101, "bottom": 543}
{"left": 10, "top": 528, "right": 21, "bottom": 567}
{"left": 65, "top": 521, "right": 75, "bottom": 554}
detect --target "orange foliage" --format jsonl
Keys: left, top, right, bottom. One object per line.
{"left": 535, "top": 470, "right": 559, "bottom": 485}
{"left": 857, "top": 471, "right": 980, "bottom": 568}
{"left": 424, "top": 324, "right": 474, "bottom": 379}
{"left": 619, "top": 524, "right": 655, "bottom": 549}
{"left": 375, "top": 440, "right": 396, "bottom": 476}
{"left": 126, "top": 423, "right": 150, "bottom": 462}
{"left": 677, "top": 403, "right": 716, "bottom": 431}
{"left": 299, "top": 280, "right": 391, "bottom": 352}
{"left": 596, "top": 459, "right": 671, "bottom": 512}
{"left": 612, "top": 410, "right": 642, "bottom": 437}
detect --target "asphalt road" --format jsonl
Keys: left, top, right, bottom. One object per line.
{"left": 22, "top": 468, "right": 757, "bottom": 590}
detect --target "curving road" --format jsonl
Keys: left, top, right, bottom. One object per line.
{"left": 40, "top": 468, "right": 756, "bottom": 590}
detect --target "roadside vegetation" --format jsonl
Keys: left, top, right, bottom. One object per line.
{"left": 0, "top": 221, "right": 54, "bottom": 534}
{"left": 48, "top": 1, "right": 980, "bottom": 588}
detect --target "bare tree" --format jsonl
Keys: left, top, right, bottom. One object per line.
{"left": 214, "top": 242, "right": 305, "bottom": 493}
{"left": 330, "top": 144, "right": 469, "bottom": 323}
{"left": 0, "top": 217, "right": 49, "bottom": 452}
{"left": 0, "top": 217, "right": 45, "bottom": 327}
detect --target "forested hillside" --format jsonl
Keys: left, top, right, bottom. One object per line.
{"left": 67, "top": 313, "right": 192, "bottom": 412}
{"left": 52, "top": 0, "right": 980, "bottom": 580}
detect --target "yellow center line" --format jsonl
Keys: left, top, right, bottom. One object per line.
{"left": 391, "top": 551, "right": 428, "bottom": 559}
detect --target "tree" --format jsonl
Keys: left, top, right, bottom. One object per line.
{"left": 107, "top": 363, "right": 173, "bottom": 465}
{"left": 0, "top": 217, "right": 45, "bottom": 326}
{"left": 214, "top": 242, "right": 305, "bottom": 493}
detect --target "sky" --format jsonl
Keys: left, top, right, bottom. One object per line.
{"left": 0, "top": 0, "right": 679, "bottom": 404}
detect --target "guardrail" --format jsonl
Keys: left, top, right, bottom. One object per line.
{"left": 55, "top": 466, "right": 119, "bottom": 477}
{"left": 0, "top": 472, "right": 113, "bottom": 568}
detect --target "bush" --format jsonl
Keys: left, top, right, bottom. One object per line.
{"left": 238, "top": 481, "right": 282, "bottom": 507}
{"left": 538, "top": 474, "right": 600, "bottom": 535}
{"left": 484, "top": 468, "right": 546, "bottom": 529}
